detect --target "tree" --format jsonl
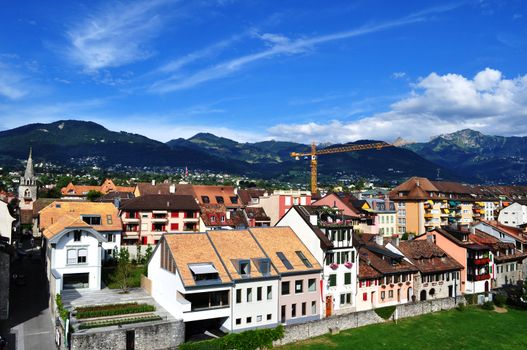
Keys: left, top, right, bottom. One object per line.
{"left": 143, "top": 244, "right": 153, "bottom": 276}
{"left": 115, "top": 248, "right": 132, "bottom": 293}
{"left": 86, "top": 190, "right": 102, "bottom": 202}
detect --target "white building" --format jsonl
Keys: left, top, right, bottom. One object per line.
{"left": 277, "top": 205, "right": 358, "bottom": 316}
{"left": 498, "top": 202, "right": 527, "bottom": 227}
{"left": 0, "top": 200, "right": 15, "bottom": 243}
{"left": 44, "top": 216, "right": 106, "bottom": 293}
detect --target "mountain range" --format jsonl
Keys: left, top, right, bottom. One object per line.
{"left": 1, "top": 120, "right": 525, "bottom": 184}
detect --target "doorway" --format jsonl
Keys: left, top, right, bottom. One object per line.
{"left": 448, "top": 285, "right": 453, "bottom": 297}
{"left": 420, "top": 290, "right": 427, "bottom": 301}
{"left": 325, "top": 296, "right": 333, "bottom": 317}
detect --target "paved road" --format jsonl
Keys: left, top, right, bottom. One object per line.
{"left": 2, "top": 244, "right": 55, "bottom": 350}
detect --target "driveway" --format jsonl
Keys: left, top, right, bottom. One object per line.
{"left": 2, "top": 244, "right": 55, "bottom": 350}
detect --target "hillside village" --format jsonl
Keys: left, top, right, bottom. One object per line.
{"left": 1, "top": 149, "right": 527, "bottom": 349}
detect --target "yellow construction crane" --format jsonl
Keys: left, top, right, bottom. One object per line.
{"left": 291, "top": 141, "right": 393, "bottom": 194}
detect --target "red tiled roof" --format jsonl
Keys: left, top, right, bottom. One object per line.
{"left": 200, "top": 205, "right": 248, "bottom": 227}
{"left": 398, "top": 240, "right": 464, "bottom": 274}
{"left": 237, "top": 189, "right": 266, "bottom": 206}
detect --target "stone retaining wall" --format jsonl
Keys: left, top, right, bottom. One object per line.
{"left": 70, "top": 320, "right": 184, "bottom": 350}
{"left": 275, "top": 296, "right": 466, "bottom": 346}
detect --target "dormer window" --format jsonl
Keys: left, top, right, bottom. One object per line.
{"left": 239, "top": 260, "right": 250, "bottom": 276}
{"left": 258, "top": 258, "right": 271, "bottom": 275}
{"left": 189, "top": 263, "right": 220, "bottom": 284}
{"left": 82, "top": 215, "right": 101, "bottom": 225}
{"left": 210, "top": 215, "right": 216, "bottom": 223}
{"left": 216, "top": 196, "right": 225, "bottom": 204}
{"left": 201, "top": 196, "right": 210, "bottom": 203}
{"left": 230, "top": 196, "right": 239, "bottom": 204}
{"left": 221, "top": 215, "right": 226, "bottom": 223}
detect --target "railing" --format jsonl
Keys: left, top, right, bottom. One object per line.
{"left": 467, "top": 273, "right": 491, "bottom": 282}
{"left": 469, "top": 257, "right": 490, "bottom": 265}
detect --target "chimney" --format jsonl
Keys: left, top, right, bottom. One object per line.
{"left": 426, "top": 234, "right": 434, "bottom": 243}
{"left": 151, "top": 179, "right": 156, "bottom": 186}
{"left": 391, "top": 235, "right": 400, "bottom": 247}
{"left": 309, "top": 215, "right": 318, "bottom": 226}
{"left": 375, "top": 233, "right": 384, "bottom": 246}
{"left": 416, "top": 180, "right": 420, "bottom": 187}
{"left": 169, "top": 184, "right": 176, "bottom": 194}
{"left": 113, "top": 197, "right": 121, "bottom": 209}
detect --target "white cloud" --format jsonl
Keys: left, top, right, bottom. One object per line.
{"left": 150, "top": 5, "right": 455, "bottom": 93}
{"left": 267, "top": 68, "right": 527, "bottom": 143}
{"left": 66, "top": 0, "right": 174, "bottom": 71}
{"left": 392, "top": 72, "right": 407, "bottom": 79}
{"left": 0, "top": 62, "right": 30, "bottom": 100}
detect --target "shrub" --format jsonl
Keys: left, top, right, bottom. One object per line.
{"left": 78, "top": 315, "right": 161, "bottom": 329}
{"left": 374, "top": 306, "right": 396, "bottom": 320}
{"left": 179, "top": 325, "right": 284, "bottom": 350}
{"left": 464, "top": 294, "right": 477, "bottom": 305}
{"left": 457, "top": 302, "right": 466, "bottom": 312}
{"left": 76, "top": 303, "right": 155, "bottom": 319}
{"left": 55, "top": 294, "right": 70, "bottom": 322}
{"left": 481, "top": 301, "right": 494, "bottom": 310}
{"left": 494, "top": 294, "right": 507, "bottom": 307}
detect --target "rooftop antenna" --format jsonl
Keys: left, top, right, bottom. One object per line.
{"left": 436, "top": 168, "right": 441, "bottom": 180}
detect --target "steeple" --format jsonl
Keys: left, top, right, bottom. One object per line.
{"left": 24, "top": 147, "right": 34, "bottom": 179}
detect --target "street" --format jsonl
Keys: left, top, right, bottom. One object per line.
{"left": 1, "top": 243, "right": 55, "bottom": 350}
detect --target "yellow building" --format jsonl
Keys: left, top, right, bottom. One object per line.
{"left": 390, "top": 178, "right": 476, "bottom": 236}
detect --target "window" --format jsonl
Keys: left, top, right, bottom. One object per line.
{"left": 246, "top": 317, "right": 252, "bottom": 324}
{"left": 236, "top": 289, "right": 242, "bottom": 303}
{"left": 257, "top": 287, "right": 262, "bottom": 301}
{"left": 106, "top": 214, "right": 113, "bottom": 225}
{"left": 388, "top": 290, "right": 394, "bottom": 298}
{"left": 281, "top": 281, "right": 290, "bottom": 295}
{"left": 267, "top": 286, "right": 272, "bottom": 300}
{"left": 267, "top": 314, "right": 272, "bottom": 320}
{"left": 239, "top": 260, "right": 250, "bottom": 276}
{"left": 258, "top": 259, "right": 271, "bottom": 275}
{"left": 107, "top": 233, "right": 114, "bottom": 242}
{"left": 236, "top": 318, "right": 241, "bottom": 325}
{"left": 340, "top": 293, "right": 352, "bottom": 305}
{"left": 311, "top": 301, "right": 317, "bottom": 315}
{"left": 256, "top": 315, "right": 262, "bottom": 322}
{"left": 291, "top": 304, "right": 296, "bottom": 318}
{"left": 210, "top": 215, "right": 216, "bottom": 223}
{"left": 77, "top": 249, "right": 87, "bottom": 263}
{"left": 82, "top": 216, "right": 101, "bottom": 225}
{"left": 216, "top": 196, "right": 225, "bottom": 204}
{"left": 74, "top": 231, "right": 82, "bottom": 242}
{"left": 308, "top": 278, "right": 316, "bottom": 292}
{"left": 344, "top": 273, "right": 352, "bottom": 285}
{"left": 296, "top": 251, "right": 313, "bottom": 268}
{"left": 221, "top": 215, "right": 226, "bottom": 223}
{"left": 295, "top": 280, "right": 303, "bottom": 293}
{"left": 67, "top": 249, "right": 77, "bottom": 264}
{"left": 201, "top": 196, "right": 210, "bottom": 203}
{"left": 381, "top": 291, "right": 386, "bottom": 299}
{"left": 277, "top": 252, "right": 293, "bottom": 270}
{"left": 285, "top": 197, "right": 291, "bottom": 206}
{"left": 363, "top": 293, "right": 367, "bottom": 301}
{"left": 302, "top": 302, "right": 307, "bottom": 316}
{"left": 247, "top": 288, "right": 253, "bottom": 302}
{"left": 170, "top": 223, "right": 179, "bottom": 231}
{"left": 230, "top": 196, "right": 239, "bottom": 204}
{"left": 329, "top": 274, "right": 337, "bottom": 287}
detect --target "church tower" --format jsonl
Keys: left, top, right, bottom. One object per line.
{"left": 18, "top": 148, "right": 37, "bottom": 210}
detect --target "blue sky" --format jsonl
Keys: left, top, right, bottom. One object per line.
{"left": 0, "top": 0, "right": 526, "bottom": 143}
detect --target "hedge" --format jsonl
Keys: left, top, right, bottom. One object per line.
{"left": 374, "top": 306, "right": 396, "bottom": 320}
{"left": 56, "top": 294, "right": 70, "bottom": 323}
{"left": 76, "top": 303, "right": 155, "bottom": 319}
{"left": 180, "top": 325, "right": 284, "bottom": 350}
{"left": 78, "top": 315, "right": 162, "bottom": 330}
{"left": 76, "top": 302, "right": 140, "bottom": 313}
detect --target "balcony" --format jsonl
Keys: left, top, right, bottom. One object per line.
{"left": 151, "top": 217, "right": 168, "bottom": 223}
{"left": 468, "top": 273, "right": 491, "bottom": 282}
{"left": 181, "top": 290, "right": 230, "bottom": 322}
{"left": 468, "top": 257, "right": 490, "bottom": 266}
{"left": 122, "top": 217, "right": 139, "bottom": 223}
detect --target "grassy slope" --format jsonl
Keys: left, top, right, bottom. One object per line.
{"left": 280, "top": 308, "right": 527, "bottom": 350}
{"left": 101, "top": 265, "right": 144, "bottom": 289}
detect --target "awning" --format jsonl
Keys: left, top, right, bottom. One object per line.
{"left": 189, "top": 264, "right": 218, "bottom": 275}
{"left": 443, "top": 208, "right": 450, "bottom": 214}
{"left": 427, "top": 200, "right": 434, "bottom": 205}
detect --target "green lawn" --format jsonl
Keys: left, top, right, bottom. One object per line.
{"left": 280, "top": 307, "right": 527, "bottom": 350}
{"left": 101, "top": 265, "right": 144, "bottom": 289}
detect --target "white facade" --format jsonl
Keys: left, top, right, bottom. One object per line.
{"left": 0, "top": 201, "right": 15, "bottom": 243}
{"left": 498, "top": 202, "right": 527, "bottom": 227}
{"left": 277, "top": 207, "right": 358, "bottom": 315}
{"left": 101, "top": 231, "right": 121, "bottom": 259}
{"left": 46, "top": 228, "right": 105, "bottom": 291}
{"left": 483, "top": 201, "right": 497, "bottom": 221}
{"left": 232, "top": 280, "right": 279, "bottom": 331}
{"left": 147, "top": 245, "right": 279, "bottom": 332}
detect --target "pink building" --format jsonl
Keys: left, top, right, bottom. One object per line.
{"left": 255, "top": 190, "right": 312, "bottom": 225}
